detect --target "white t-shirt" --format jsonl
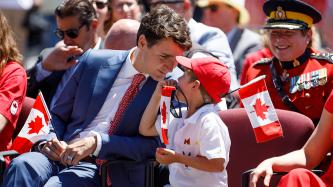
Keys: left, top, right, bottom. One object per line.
{"left": 155, "top": 104, "right": 231, "bottom": 187}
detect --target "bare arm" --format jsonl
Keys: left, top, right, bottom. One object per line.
{"left": 156, "top": 148, "right": 225, "bottom": 172}
{"left": 250, "top": 109, "right": 333, "bottom": 187}
{"left": 139, "top": 80, "right": 177, "bottom": 136}
{"left": 138, "top": 86, "right": 160, "bottom": 136}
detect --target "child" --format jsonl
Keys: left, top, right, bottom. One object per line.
{"left": 139, "top": 56, "right": 231, "bottom": 187}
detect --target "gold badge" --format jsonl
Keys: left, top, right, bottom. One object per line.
{"left": 293, "top": 60, "right": 300, "bottom": 67}
{"left": 275, "top": 6, "right": 287, "bottom": 20}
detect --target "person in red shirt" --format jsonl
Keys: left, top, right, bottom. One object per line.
{"left": 240, "top": 47, "right": 272, "bottom": 85}
{"left": 250, "top": 87, "right": 333, "bottom": 187}
{"left": 0, "top": 11, "right": 27, "bottom": 164}
{"left": 241, "top": 0, "right": 333, "bottom": 124}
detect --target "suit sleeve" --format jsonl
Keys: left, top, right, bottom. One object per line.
{"left": 98, "top": 133, "right": 161, "bottom": 161}
{"left": 26, "top": 48, "right": 64, "bottom": 106}
{"left": 49, "top": 58, "right": 84, "bottom": 140}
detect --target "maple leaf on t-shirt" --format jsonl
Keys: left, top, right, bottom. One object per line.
{"left": 253, "top": 98, "right": 269, "bottom": 120}
{"left": 162, "top": 101, "right": 167, "bottom": 124}
{"left": 28, "top": 116, "right": 44, "bottom": 134}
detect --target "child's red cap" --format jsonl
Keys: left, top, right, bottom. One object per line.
{"left": 176, "top": 56, "right": 231, "bottom": 103}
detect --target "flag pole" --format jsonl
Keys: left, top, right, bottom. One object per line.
{"left": 222, "top": 75, "right": 267, "bottom": 97}
{"left": 38, "top": 91, "right": 51, "bottom": 120}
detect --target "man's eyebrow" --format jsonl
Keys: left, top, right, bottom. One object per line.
{"left": 159, "top": 53, "right": 173, "bottom": 58}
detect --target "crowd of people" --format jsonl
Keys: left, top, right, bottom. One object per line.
{"left": 0, "top": 0, "right": 333, "bottom": 186}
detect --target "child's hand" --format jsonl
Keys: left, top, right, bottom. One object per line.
{"left": 155, "top": 147, "right": 178, "bottom": 165}
{"left": 155, "top": 79, "right": 177, "bottom": 96}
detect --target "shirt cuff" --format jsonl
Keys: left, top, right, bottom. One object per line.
{"left": 36, "top": 62, "right": 52, "bottom": 82}
{"left": 37, "top": 140, "right": 48, "bottom": 152}
{"left": 89, "top": 131, "right": 102, "bottom": 157}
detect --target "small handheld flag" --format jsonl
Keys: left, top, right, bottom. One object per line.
{"left": 160, "top": 86, "right": 176, "bottom": 145}
{"left": 11, "top": 92, "right": 51, "bottom": 154}
{"left": 239, "top": 75, "right": 283, "bottom": 143}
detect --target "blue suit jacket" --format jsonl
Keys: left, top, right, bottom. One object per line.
{"left": 50, "top": 49, "right": 162, "bottom": 187}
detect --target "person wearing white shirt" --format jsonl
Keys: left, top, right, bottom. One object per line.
{"left": 139, "top": 56, "right": 232, "bottom": 187}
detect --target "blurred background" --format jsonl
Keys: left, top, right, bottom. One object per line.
{"left": 0, "top": 0, "right": 332, "bottom": 69}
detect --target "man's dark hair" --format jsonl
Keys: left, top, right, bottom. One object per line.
{"left": 137, "top": 5, "right": 192, "bottom": 50}
{"left": 55, "top": 0, "right": 97, "bottom": 27}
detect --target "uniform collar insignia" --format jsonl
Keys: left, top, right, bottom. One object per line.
{"left": 278, "top": 48, "right": 311, "bottom": 69}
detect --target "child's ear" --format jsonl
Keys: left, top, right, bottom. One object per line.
{"left": 192, "top": 80, "right": 201, "bottom": 89}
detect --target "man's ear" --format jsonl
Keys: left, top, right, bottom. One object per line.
{"left": 137, "top": 34, "right": 147, "bottom": 49}
{"left": 90, "top": 19, "right": 99, "bottom": 29}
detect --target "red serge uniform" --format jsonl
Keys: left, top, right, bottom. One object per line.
{"left": 0, "top": 61, "right": 27, "bottom": 154}
{"left": 240, "top": 47, "right": 272, "bottom": 85}
{"left": 277, "top": 91, "right": 333, "bottom": 187}
{"left": 242, "top": 48, "right": 333, "bottom": 123}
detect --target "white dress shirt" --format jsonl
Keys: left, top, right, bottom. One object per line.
{"left": 74, "top": 48, "right": 147, "bottom": 155}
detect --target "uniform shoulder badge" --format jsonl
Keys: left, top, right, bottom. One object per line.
{"left": 310, "top": 52, "right": 333, "bottom": 64}
{"left": 253, "top": 58, "right": 273, "bottom": 66}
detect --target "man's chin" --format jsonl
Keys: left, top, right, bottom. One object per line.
{"left": 150, "top": 74, "right": 166, "bottom": 81}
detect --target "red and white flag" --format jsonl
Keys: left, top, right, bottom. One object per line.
{"left": 239, "top": 75, "right": 283, "bottom": 143}
{"left": 11, "top": 92, "right": 51, "bottom": 154}
{"left": 160, "top": 86, "right": 176, "bottom": 145}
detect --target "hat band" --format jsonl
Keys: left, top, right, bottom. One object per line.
{"left": 266, "top": 19, "right": 309, "bottom": 29}
{"left": 269, "top": 11, "right": 313, "bottom": 28}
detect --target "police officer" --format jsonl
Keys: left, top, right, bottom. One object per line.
{"left": 242, "top": 0, "right": 333, "bottom": 124}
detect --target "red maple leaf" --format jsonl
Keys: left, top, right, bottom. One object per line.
{"left": 253, "top": 98, "right": 269, "bottom": 120}
{"left": 28, "top": 116, "right": 44, "bottom": 134}
{"left": 161, "top": 101, "right": 167, "bottom": 124}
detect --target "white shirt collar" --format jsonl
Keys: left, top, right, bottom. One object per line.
{"left": 119, "top": 47, "right": 149, "bottom": 79}
{"left": 93, "top": 37, "right": 102, "bottom": 49}
{"left": 184, "top": 104, "right": 218, "bottom": 124}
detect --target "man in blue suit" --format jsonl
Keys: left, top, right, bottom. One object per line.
{"left": 3, "top": 5, "right": 192, "bottom": 187}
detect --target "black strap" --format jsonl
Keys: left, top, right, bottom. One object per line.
{"left": 184, "top": 42, "right": 219, "bottom": 59}
{"left": 269, "top": 61, "right": 300, "bottom": 112}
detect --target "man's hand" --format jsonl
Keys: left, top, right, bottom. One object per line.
{"left": 155, "top": 147, "right": 178, "bottom": 165}
{"left": 42, "top": 45, "right": 83, "bottom": 71}
{"left": 60, "top": 136, "right": 97, "bottom": 166}
{"left": 41, "top": 138, "right": 67, "bottom": 161}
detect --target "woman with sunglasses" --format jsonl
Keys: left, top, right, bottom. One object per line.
{"left": 139, "top": 56, "right": 231, "bottom": 187}
{"left": 0, "top": 11, "right": 27, "bottom": 165}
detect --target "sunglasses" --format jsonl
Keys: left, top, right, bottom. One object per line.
{"left": 208, "top": 4, "right": 219, "bottom": 12}
{"left": 55, "top": 23, "right": 85, "bottom": 40}
{"left": 170, "top": 85, "right": 188, "bottom": 118}
{"left": 92, "top": 1, "right": 108, "bottom": 9}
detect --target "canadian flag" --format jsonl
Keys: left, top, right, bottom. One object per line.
{"left": 11, "top": 92, "right": 51, "bottom": 154}
{"left": 160, "top": 86, "right": 176, "bottom": 145}
{"left": 239, "top": 75, "right": 283, "bottom": 143}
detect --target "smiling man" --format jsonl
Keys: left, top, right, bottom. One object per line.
{"left": 241, "top": 0, "right": 333, "bottom": 124}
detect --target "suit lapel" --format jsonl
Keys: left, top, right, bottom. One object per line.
{"left": 229, "top": 28, "right": 244, "bottom": 52}
{"left": 83, "top": 51, "right": 129, "bottom": 131}
{"left": 115, "top": 77, "right": 157, "bottom": 135}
